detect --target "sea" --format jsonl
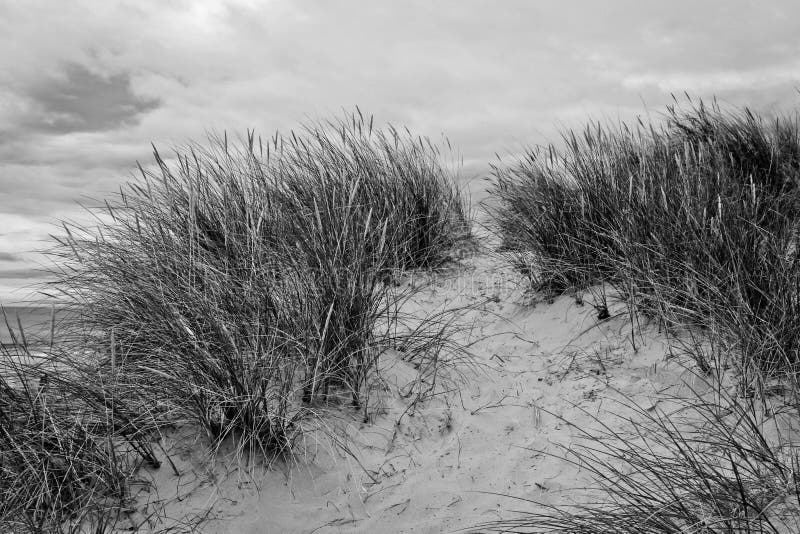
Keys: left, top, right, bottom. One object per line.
{"left": 0, "top": 305, "right": 60, "bottom": 347}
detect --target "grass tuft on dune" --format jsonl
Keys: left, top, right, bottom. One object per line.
{"left": 487, "top": 97, "right": 800, "bottom": 532}
{"left": 490, "top": 96, "right": 800, "bottom": 385}
{"left": 1, "top": 112, "right": 470, "bottom": 532}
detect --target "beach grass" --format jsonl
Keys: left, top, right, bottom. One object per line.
{"left": 0, "top": 312, "right": 161, "bottom": 533}
{"left": 480, "top": 373, "right": 800, "bottom": 533}
{"left": 489, "top": 97, "right": 800, "bottom": 385}
{"left": 1, "top": 112, "right": 470, "bottom": 532}
{"left": 486, "top": 97, "right": 800, "bottom": 532}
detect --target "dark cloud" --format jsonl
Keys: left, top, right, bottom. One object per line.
{"left": 22, "top": 62, "right": 159, "bottom": 135}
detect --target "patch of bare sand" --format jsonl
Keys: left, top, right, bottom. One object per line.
{"left": 131, "top": 250, "right": 704, "bottom": 533}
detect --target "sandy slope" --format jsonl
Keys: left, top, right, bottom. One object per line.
{"left": 132, "top": 248, "right": 702, "bottom": 534}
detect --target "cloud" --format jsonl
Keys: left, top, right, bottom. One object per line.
{"left": 623, "top": 65, "right": 800, "bottom": 95}
{"left": 0, "top": 252, "right": 19, "bottom": 262}
{"left": 19, "top": 62, "right": 160, "bottom": 136}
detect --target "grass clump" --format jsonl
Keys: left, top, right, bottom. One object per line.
{"left": 481, "top": 376, "right": 800, "bottom": 533}
{"left": 489, "top": 97, "right": 800, "bottom": 383}
{"left": 487, "top": 98, "right": 800, "bottom": 532}
{"left": 0, "top": 314, "right": 160, "bottom": 533}
{"left": 45, "top": 112, "right": 470, "bottom": 461}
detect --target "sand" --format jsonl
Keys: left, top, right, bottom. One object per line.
{"left": 131, "top": 247, "right": 704, "bottom": 534}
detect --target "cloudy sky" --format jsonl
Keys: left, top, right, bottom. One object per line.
{"left": 1, "top": 0, "right": 799, "bottom": 303}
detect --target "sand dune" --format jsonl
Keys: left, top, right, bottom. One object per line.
{"left": 131, "top": 248, "right": 703, "bottom": 534}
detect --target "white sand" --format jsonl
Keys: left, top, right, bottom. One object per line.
{"left": 132, "top": 249, "right": 706, "bottom": 533}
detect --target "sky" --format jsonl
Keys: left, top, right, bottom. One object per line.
{"left": 1, "top": 0, "right": 800, "bottom": 303}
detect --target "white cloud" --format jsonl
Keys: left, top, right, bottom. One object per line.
{"left": 623, "top": 64, "right": 800, "bottom": 93}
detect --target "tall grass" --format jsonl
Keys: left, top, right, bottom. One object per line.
{"left": 0, "top": 313, "right": 160, "bottom": 533}
{"left": 45, "top": 113, "right": 470, "bottom": 460}
{"left": 481, "top": 374, "right": 800, "bottom": 533}
{"left": 489, "top": 98, "right": 800, "bottom": 383}
{"left": 487, "top": 98, "right": 800, "bottom": 532}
